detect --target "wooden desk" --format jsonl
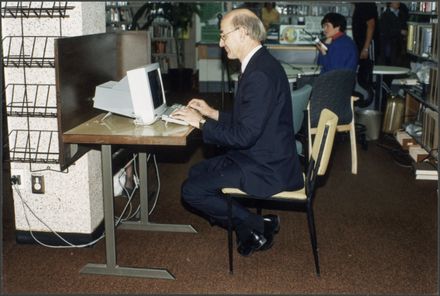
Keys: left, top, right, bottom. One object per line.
{"left": 63, "top": 113, "right": 196, "bottom": 279}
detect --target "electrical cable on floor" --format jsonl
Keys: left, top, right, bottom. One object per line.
{"left": 376, "top": 133, "right": 413, "bottom": 168}
{"left": 11, "top": 151, "right": 164, "bottom": 248}
{"left": 149, "top": 154, "right": 161, "bottom": 216}
{"left": 13, "top": 158, "right": 134, "bottom": 247}
{"left": 14, "top": 184, "right": 104, "bottom": 248}
{"left": 114, "top": 153, "right": 161, "bottom": 218}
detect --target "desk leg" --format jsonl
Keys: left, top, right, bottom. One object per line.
{"left": 80, "top": 145, "right": 175, "bottom": 279}
{"left": 375, "top": 74, "right": 383, "bottom": 111}
{"left": 119, "top": 151, "right": 197, "bottom": 233}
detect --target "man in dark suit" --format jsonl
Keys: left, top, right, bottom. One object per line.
{"left": 172, "top": 8, "right": 303, "bottom": 257}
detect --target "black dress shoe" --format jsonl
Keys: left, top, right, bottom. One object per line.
{"left": 237, "top": 231, "right": 267, "bottom": 257}
{"left": 263, "top": 214, "right": 280, "bottom": 235}
{"left": 259, "top": 214, "right": 280, "bottom": 251}
{"left": 236, "top": 215, "right": 280, "bottom": 256}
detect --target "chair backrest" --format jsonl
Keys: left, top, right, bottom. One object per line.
{"left": 310, "top": 108, "right": 338, "bottom": 176}
{"left": 309, "top": 69, "right": 356, "bottom": 128}
{"left": 291, "top": 84, "right": 312, "bottom": 134}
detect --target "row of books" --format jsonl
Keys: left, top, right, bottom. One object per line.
{"left": 407, "top": 22, "right": 435, "bottom": 57}
{"left": 412, "top": 161, "right": 438, "bottom": 180}
{"left": 409, "top": 2, "right": 437, "bottom": 13}
{"left": 427, "top": 68, "right": 438, "bottom": 107}
{"left": 152, "top": 24, "right": 173, "bottom": 39}
{"left": 422, "top": 108, "right": 438, "bottom": 153}
{"left": 432, "top": 22, "right": 438, "bottom": 61}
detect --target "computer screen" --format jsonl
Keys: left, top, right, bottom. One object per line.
{"left": 148, "top": 68, "right": 165, "bottom": 110}
{"left": 92, "top": 63, "right": 167, "bottom": 125}
{"left": 127, "top": 63, "right": 167, "bottom": 125}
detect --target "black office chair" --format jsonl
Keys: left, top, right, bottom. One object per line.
{"left": 222, "top": 109, "right": 339, "bottom": 276}
{"left": 308, "top": 69, "right": 358, "bottom": 174}
{"left": 291, "top": 84, "right": 313, "bottom": 156}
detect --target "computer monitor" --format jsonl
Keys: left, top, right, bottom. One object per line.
{"left": 92, "top": 63, "right": 167, "bottom": 125}
{"left": 127, "top": 63, "right": 167, "bottom": 124}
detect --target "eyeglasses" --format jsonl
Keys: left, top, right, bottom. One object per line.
{"left": 220, "top": 27, "right": 239, "bottom": 41}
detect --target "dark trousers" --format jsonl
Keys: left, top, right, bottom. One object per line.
{"left": 181, "top": 155, "right": 264, "bottom": 239}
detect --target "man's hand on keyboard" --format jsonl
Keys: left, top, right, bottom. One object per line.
{"left": 188, "top": 99, "right": 219, "bottom": 121}
{"left": 171, "top": 106, "right": 203, "bottom": 129}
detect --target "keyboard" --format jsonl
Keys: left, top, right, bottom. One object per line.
{"left": 161, "top": 104, "right": 189, "bottom": 126}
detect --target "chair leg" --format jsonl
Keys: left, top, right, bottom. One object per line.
{"left": 306, "top": 206, "right": 320, "bottom": 276}
{"left": 227, "top": 196, "right": 234, "bottom": 274}
{"left": 349, "top": 122, "right": 358, "bottom": 175}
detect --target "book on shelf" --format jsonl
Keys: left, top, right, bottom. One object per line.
{"left": 428, "top": 67, "right": 438, "bottom": 107}
{"left": 422, "top": 109, "right": 438, "bottom": 152}
{"left": 418, "top": 24, "right": 432, "bottom": 57}
{"left": 415, "top": 174, "right": 438, "bottom": 180}
{"left": 432, "top": 22, "right": 438, "bottom": 61}
{"left": 392, "top": 78, "right": 419, "bottom": 86}
{"left": 412, "top": 161, "right": 438, "bottom": 176}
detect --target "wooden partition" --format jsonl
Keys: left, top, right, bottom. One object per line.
{"left": 55, "top": 31, "right": 150, "bottom": 170}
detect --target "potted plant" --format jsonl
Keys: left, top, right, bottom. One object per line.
{"left": 130, "top": 2, "right": 200, "bottom": 91}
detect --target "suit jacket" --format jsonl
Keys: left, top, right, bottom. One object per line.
{"left": 202, "top": 46, "right": 304, "bottom": 197}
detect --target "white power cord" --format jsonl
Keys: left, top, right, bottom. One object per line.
{"left": 14, "top": 185, "right": 104, "bottom": 248}
{"left": 149, "top": 154, "right": 161, "bottom": 216}
{"left": 12, "top": 152, "right": 163, "bottom": 248}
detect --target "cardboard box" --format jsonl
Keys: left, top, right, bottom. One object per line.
{"left": 395, "top": 130, "right": 417, "bottom": 150}
{"left": 409, "top": 145, "right": 430, "bottom": 162}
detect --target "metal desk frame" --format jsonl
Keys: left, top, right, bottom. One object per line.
{"left": 373, "top": 65, "right": 410, "bottom": 111}
{"left": 63, "top": 114, "right": 196, "bottom": 279}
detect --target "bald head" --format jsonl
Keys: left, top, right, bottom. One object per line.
{"left": 223, "top": 8, "right": 266, "bottom": 42}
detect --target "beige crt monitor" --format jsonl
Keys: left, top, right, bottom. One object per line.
{"left": 92, "top": 63, "right": 167, "bottom": 125}
{"left": 127, "top": 63, "right": 167, "bottom": 125}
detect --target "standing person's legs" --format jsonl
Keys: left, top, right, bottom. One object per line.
{"left": 124, "top": 163, "right": 134, "bottom": 190}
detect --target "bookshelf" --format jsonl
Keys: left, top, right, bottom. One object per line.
{"left": 150, "top": 19, "right": 177, "bottom": 74}
{"left": 105, "top": 1, "right": 135, "bottom": 32}
{"left": 104, "top": 3, "right": 178, "bottom": 74}
{"left": 404, "top": 2, "right": 438, "bottom": 167}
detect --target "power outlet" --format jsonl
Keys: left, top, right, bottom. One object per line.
{"left": 11, "top": 175, "right": 21, "bottom": 185}
{"left": 11, "top": 169, "right": 24, "bottom": 189}
{"left": 31, "top": 175, "right": 45, "bottom": 194}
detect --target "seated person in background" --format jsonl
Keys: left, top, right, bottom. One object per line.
{"left": 317, "top": 12, "right": 358, "bottom": 74}
{"left": 172, "top": 8, "right": 304, "bottom": 257}
{"left": 261, "top": 2, "right": 280, "bottom": 30}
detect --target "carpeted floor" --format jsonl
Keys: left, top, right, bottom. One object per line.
{"left": 1, "top": 92, "right": 438, "bottom": 295}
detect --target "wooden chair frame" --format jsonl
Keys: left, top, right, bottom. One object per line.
{"left": 222, "top": 109, "right": 339, "bottom": 276}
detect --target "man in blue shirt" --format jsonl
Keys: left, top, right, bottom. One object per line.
{"left": 317, "top": 12, "right": 358, "bottom": 74}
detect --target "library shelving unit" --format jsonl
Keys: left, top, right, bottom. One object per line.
{"left": 403, "top": 1, "right": 438, "bottom": 168}
{"left": 150, "top": 19, "right": 177, "bottom": 74}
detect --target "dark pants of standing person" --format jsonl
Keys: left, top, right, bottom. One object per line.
{"left": 181, "top": 155, "right": 264, "bottom": 240}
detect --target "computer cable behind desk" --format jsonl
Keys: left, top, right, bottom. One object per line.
{"left": 10, "top": 153, "right": 163, "bottom": 248}
{"left": 114, "top": 153, "right": 161, "bottom": 220}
